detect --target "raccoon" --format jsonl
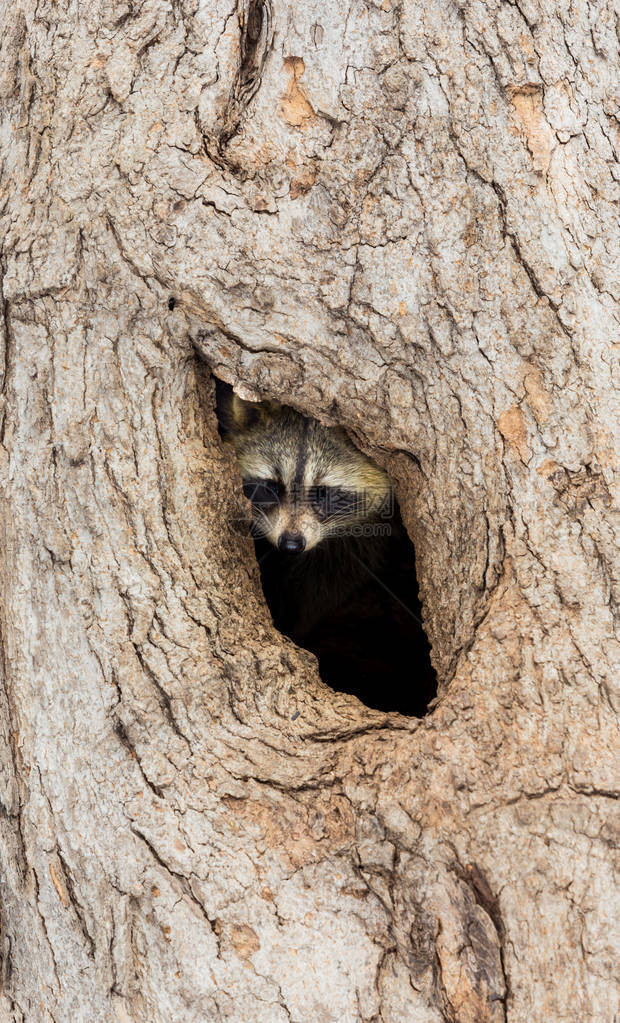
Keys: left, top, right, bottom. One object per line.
{"left": 218, "top": 387, "right": 392, "bottom": 547}
{"left": 217, "top": 382, "right": 436, "bottom": 714}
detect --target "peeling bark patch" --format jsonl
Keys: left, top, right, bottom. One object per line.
{"left": 280, "top": 58, "right": 318, "bottom": 129}
{"left": 229, "top": 923, "right": 261, "bottom": 960}
{"left": 508, "top": 86, "right": 555, "bottom": 176}
{"left": 497, "top": 407, "right": 530, "bottom": 463}
{"left": 536, "top": 458, "right": 564, "bottom": 483}
{"left": 48, "top": 863, "right": 69, "bottom": 908}
{"left": 523, "top": 369, "right": 551, "bottom": 424}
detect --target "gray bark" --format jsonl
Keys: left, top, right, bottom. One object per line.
{"left": 0, "top": 0, "right": 618, "bottom": 1020}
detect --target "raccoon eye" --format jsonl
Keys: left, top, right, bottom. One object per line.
{"left": 309, "top": 486, "right": 359, "bottom": 519}
{"left": 243, "top": 478, "right": 282, "bottom": 507}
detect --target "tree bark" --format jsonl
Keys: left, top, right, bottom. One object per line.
{"left": 0, "top": 0, "right": 618, "bottom": 1020}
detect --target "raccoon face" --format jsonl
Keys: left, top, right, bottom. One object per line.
{"left": 221, "top": 391, "right": 392, "bottom": 553}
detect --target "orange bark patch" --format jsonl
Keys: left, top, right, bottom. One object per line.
{"left": 523, "top": 368, "right": 552, "bottom": 423}
{"left": 509, "top": 85, "right": 555, "bottom": 175}
{"left": 536, "top": 458, "right": 565, "bottom": 484}
{"left": 498, "top": 406, "right": 530, "bottom": 462}
{"left": 280, "top": 57, "right": 318, "bottom": 129}
{"left": 229, "top": 923, "right": 260, "bottom": 960}
{"left": 49, "top": 863, "right": 69, "bottom": 907}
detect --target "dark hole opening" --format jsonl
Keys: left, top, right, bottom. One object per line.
{"left": 215, "top": 380, "right": 437, "bottom": 717}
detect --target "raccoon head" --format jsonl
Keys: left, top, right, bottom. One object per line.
{"left": 220, "top": 389, "right": 392, "bottom": 553}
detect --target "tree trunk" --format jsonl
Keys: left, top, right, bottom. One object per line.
{"left": 0, "top": 0, "right": 617, "bottom": 1020}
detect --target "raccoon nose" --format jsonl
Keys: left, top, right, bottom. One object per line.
{"left": 278, "top": 531, "right": 306, "bottom": 554}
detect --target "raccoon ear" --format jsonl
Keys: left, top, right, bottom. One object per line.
{"left": 215, "top": 379, "right": 277, "bottom": 433}
{"left": 230, "top": 394, "right": 277, "bottom": 431}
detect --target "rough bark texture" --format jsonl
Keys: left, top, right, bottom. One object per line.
{"left": 0, "top": 0, "right": 618, "bottom": 1020}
